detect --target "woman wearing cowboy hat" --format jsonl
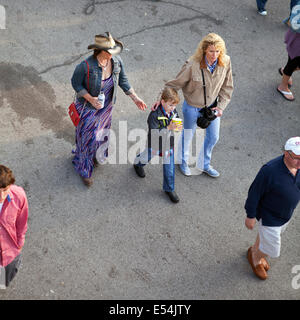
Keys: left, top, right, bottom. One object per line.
{"left": 71, "top": 32, "right": 147, "bottom": 186}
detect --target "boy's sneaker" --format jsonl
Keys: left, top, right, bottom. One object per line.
{"left": 178, "top": 164, "right": 191, "bottom": 176}
{"left": 165, "top": 191, "right": 179, "bottom": 203}
{"left": 203, "top": 166, "right": 220, "bottom": 178}
{"left": 258, "top": 10, "right": 267, "bottom": 16}
{"left": 133, "top": 164, "right": 145, "bottom": 178}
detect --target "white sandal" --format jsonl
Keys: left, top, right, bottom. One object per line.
{"left": 277, "top": 88, "right": 295, "bottom": 101}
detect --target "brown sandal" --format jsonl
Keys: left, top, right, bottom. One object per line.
{"left": 81, "top": 177, "right": 93, "bottom": 187}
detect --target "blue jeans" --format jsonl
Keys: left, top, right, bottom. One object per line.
{"left": 135, "top": 148, "right": 175, "bottom": 192}
{"left": 256, "top": 0, "right": 268, "bottom": 11}
{"left": 177, "top": 100, "right": 220, "bottom": 170}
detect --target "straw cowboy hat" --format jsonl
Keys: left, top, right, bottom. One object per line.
{"left": 88, "top": 32, "right": 123, "bottom": 55}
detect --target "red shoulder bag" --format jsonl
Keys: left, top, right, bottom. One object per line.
{"left": 68, "top": 60, "right": 90, "bottom": 126}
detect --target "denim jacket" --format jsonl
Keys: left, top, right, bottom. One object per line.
{"left": 71, "top": 54, "right": 133, "bottom": 110}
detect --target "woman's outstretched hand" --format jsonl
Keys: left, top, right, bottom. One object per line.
{"left": 130, "top": 93, "right": 147, "bottom": 111}
{"left": 134, "top": 97, "right": 147, "bottom": 111}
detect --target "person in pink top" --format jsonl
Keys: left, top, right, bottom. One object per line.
{"left": 0, "top": 165, "right": 28, "bottom": 289}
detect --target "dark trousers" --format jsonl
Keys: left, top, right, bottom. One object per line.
{"left": 283, "top": 56, "right": 300, "bottom": 77}
{"left": 5, "top": 255, "right": 21, "bottom": 287}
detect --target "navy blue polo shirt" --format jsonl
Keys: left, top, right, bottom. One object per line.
{"left": 245, "top": 155, "right": 300, "bottom": 226}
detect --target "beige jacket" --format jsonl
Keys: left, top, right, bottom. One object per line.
{"left": 165, "top": 55, "right": 233, "bottom": 110}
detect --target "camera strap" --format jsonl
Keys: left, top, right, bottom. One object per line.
{"left": 201, "top": 69, "right": 207, "bottom": 108}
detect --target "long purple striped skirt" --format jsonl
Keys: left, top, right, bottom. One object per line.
{"left": 72, "top": 101, "right": 113, "bottom": 178}
{"left": 72, "top": 77, "right": 114, "bottom": 178}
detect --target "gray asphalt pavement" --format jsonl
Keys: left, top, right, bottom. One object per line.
{"left": 0, "top": 0, "right": 299, "bottom": 300}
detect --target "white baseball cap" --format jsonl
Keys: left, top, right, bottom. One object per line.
{"left": 284, "top": 137, "right": 300, "bottom": 155}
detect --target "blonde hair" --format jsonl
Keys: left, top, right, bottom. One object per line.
{"left": 191, "top": 33, "right": 227, "bottom": 67}
{"left": 161, "top": 87, "right": 180, "bottom": 104}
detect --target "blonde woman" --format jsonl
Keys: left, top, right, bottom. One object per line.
{"left": 155, "top": 33, "right": 234, "bottom": 177}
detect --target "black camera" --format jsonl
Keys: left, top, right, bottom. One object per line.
{"left": 197, "top": 107, "right": 217, "bottom": 129}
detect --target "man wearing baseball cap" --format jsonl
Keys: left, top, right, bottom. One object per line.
{"left": 244, "top": 137, "right": 300, "bottom": 280}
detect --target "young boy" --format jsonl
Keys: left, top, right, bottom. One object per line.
{"left": 133, "top": 88, "right": 182, "bottom": 203}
